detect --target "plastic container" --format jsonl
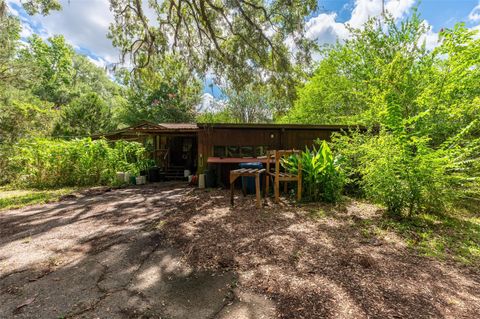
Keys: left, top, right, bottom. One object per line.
{"left": 184, "top": 169, "right": 191, "bottom": 178}
{"left": 124, "top": 172, "right": 131, "bottom": 183}
{"left": 205, "top": 168, "right": 217, "bottom": 188}
{"left": 238, "top": 162, "right": 263, "bottom": 194}
{"left": 147, "top": 167, "right": 160, "bottom": 182}
{"left": 136, "top": 176, "right": 146, "bottom": 185}
{"left": 198, "top": 174, "right": 205, "bottom": 188}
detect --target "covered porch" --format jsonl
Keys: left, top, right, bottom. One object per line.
{"left": 97, "top": 122, "right": 198, "bottom": 179}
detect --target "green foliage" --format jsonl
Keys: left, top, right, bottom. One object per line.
{"left": 20, "top": 0, "right": 61, "bottom": 15}
{"left": 52, "top": 93, "right": 115, "bottom": 137}
{"left": 0, "top": 3, "right": 22, "bottom": 84}
{"left": 107, "top": 0, "right": 317, "bottom": 105}
{"left": 197, "top": 83, "right": 287, "bottom": 123}
{"left": 196, "top": 109, "right": 234, "bottom": 124}
{"left": 6, "top": 138, "right": 149, "bottom": 188}
{"left": 118, "top": 55, "right": 202, "bottom": 125}
{"left": 0, "top": 88, "right": 56, "bottom": 144}
{"left": 355, "top": 210, "right": 480, "bottom": 265}
{"left": 284, "top": 12, "right": 434, "bottom": 126}
{"left": 283, "top": 140, "right": 344, "bottom": 203}
{"left": 355, "top": 132, "right": 452, "bottom": 216}
{"left": 332, "top": 127, "right": 479, "bottom": 217}
{"left": 21, "top": 34, "right": 75, "bottom": 106}
{"left": 286, "top": 12, "right": 480, "bottom": 215}
{"left": 0, "top": 10, "right": 127, "bottom": 139}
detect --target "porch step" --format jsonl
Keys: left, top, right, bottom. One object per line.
{"left": 164, "top": 167, "right": 187, "bottom": 180}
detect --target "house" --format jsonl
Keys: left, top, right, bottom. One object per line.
{"left": 98, "top": 121, "right": 356, "bottom": 180}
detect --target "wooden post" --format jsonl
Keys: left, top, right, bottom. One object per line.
{"left": 265, "top": 153, "right": 270, "bottom": 197}
{"left": 230, "top": 173, "right": 237, "bottom": 206}
{"left": 274, "top": 151, "right": 280, "bottom": 203}
{"left": 297, "top": 154, "right": 302, "bottom": 202}
{"left": 255, "top": 174, "right": 261, "bottom": 208}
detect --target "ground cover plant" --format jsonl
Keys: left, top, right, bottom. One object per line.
{"left": 0, "top": 186, "right": 80, "bottom": 210}
{"left": 358, "top": 209, "right": 480, "bottom": 265}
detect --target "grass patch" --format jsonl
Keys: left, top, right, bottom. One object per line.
{"left": 0, "top": 187, "right": 80, "bottom": 211}
{"left": 307, "top": 208, "right": 327, "bottom": 219}
{"left": 376, "top": 211, "right": 480, "bottom": 265}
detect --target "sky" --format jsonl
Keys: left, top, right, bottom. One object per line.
{"left": 6, "top": 0, "right": 480, "bottom": 105}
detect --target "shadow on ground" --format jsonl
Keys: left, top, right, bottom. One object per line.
{"left": 0, "top": 183, "right": 479, "bottom": 319}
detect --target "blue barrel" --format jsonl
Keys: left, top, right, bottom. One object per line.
{"left": 239, "top": 162, "right": 263, "bottom": 194}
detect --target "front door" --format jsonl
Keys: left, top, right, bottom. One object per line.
{"left": 168, "top": 136, "right": 196, "bottom": 170}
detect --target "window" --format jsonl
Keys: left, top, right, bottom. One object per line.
{"left": 227, "top": 146, "right": 240, "bottom": 157}
{"left": 213, "top": 146, "right": 226, "bottom": 157}
{"left": 213, "top": 145, "right": 269, "bottom": 157}
{"left": 255, "top": 146, "right": 266, "bottom": 156}
{"left": 240, "top": 146, "right": 254, "bottom": 157}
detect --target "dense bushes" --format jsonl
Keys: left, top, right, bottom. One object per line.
{"left": 283, "top": 140, "right": 344, "bottom": 203}
{"left": 282, "top": 14, "right": 479, "bottom": 215}
{"left": 332, "top": 130, "right": 470, "bottom": 217}
{"left": 5, "top": 138, "right": 149, "bottom": 188}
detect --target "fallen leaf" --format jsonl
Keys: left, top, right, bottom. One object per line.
{"left": 15, "top": 294, "right": 37, "bottom": 311}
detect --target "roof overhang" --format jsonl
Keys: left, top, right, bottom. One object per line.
{"left": 197, "top": 123, "right": 359, "bottom": 130}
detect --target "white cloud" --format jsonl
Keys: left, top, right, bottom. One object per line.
{"left": 8, "top": 0, "right": 118, "bottom": 63}
{"left": 385, "top": 0, "right": 416, "bottom": 20}
{"left": 348, "top": 0, "right": 383, "bottom": 28}
{"left": 305, "top": 13, "right": 349, "bottom": 44}
{"left": 305, "top": 0, "right": 415, "bottom": 47}
{"left": 349, "top": 0, "right": 414, "bottom": 28}
{"left": 469, "top": 2, "right": 480, "bottom": 22}
{"left": 196, "top": 93, "right": 225, "bottom": 113}
{"left": 419, "top": 20, "right": 440, "bottom": 51}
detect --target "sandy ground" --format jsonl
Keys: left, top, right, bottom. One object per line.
{"left": 0, "top": 183, "right": 479, "bottom": 318}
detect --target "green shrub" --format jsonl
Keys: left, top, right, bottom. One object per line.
{"left": 334, "top": 131, "right": 455, "bottom": 216}
{"left": 6, "top": 138, "right": 150, "bottom": 188}
{"left": 283, "top": 139, "right": 344, "bottom": 203}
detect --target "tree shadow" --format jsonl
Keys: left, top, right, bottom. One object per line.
{"left": 0, "top": 184, "right": 479, "bottom": 318}
{"left": 157, "top": 191, "right": 480, "bottom": 318}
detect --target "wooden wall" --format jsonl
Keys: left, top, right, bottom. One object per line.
{"left": 197, "top": 127, "right": 342, "bottom": 172}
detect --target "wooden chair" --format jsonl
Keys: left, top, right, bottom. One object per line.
{"left": 265, "top": 150, "right": 302, "bottom": 203}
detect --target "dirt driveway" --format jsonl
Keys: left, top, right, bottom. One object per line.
{"left": 1, "top": 183, "right": 479, "bottom": 318}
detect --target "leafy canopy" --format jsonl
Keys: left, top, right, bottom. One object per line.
{"left": 15, "top": 0, "right": 318, "bottom": 105}
{"left": 117, "top": 55, "right": 202, "bottom": 125}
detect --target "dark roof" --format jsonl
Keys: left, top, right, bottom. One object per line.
{"left": 158, "top": 123, "right": 198, "bottom": 130}
{"left": 197, "top": 123, "right": 355, "bottom": 130}
{"left": 94, "top": 121, "right": 360, "bottom": 139}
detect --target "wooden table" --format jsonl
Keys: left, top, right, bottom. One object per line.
{"left": 208, "top": 157, "right": 274, "bottom": 164}
{"left": 229, "top": 168, "right": 266, "bottom": 208}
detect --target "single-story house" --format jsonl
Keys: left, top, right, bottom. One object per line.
{"left": 97, "top": 121, "right": 357, "bottom": 180}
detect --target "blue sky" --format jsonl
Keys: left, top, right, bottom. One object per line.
{"left": 316, "top": 0, "right": 479, "bottom": 31}
{"left": 6, "top": 0, "right": 480, "bottom": 101}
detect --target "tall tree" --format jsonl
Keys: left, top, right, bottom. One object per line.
{"left": 197, "top": 83, "right": 285, "bottom": 123}
{"left": 52, "top": 92, "right": 114, "bottom": 137}
{"left": 283, "top": 13, "right": 435, "bottom": 127}
{"left": 14, "top": 0, "right": 318, "bottom": 106}
{"left": 0, "top": 1, "right": 26, "bottom": 86}
{"left": 118, "top": 55, "right": 202, "bottom": 125}
{"left": 21, "top": 35, "right": 75, "bottom": 107}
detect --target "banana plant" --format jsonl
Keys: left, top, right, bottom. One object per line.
{"left": 282, "top": 139, "right": 343, "bottom": 202}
